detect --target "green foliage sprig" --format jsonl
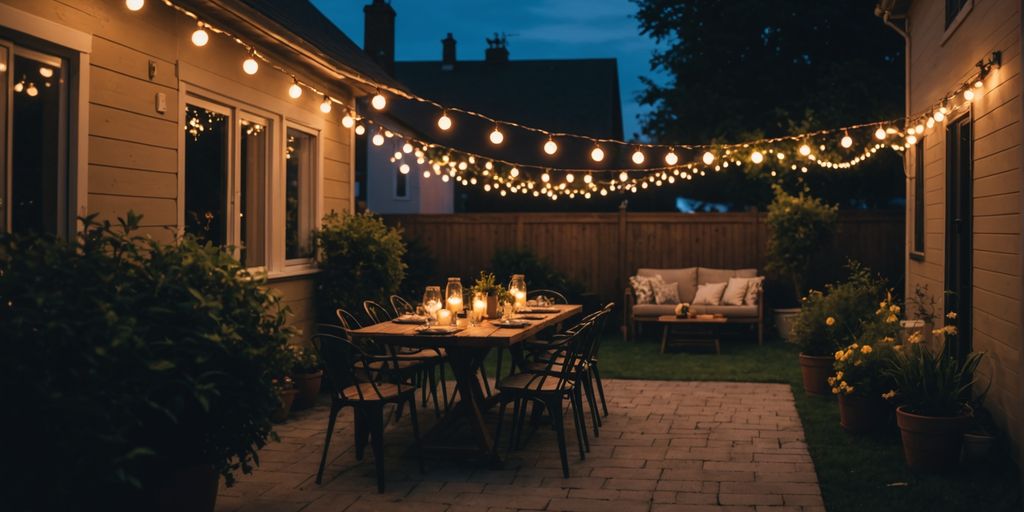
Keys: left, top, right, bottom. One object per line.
{"left": 470, "top": 271, "right": 512, "bottom": 303}
{"left": 765, "top": 185, "right": 839, "bottom": 301}
{"left": 0, "top": 213, "right": 293, "bottom": 508}
{"left": 792, "top": 261, "right": 883, "bottom": 356}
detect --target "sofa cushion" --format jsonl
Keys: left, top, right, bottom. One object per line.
{"left": 653, "top": 281, "right": 681, "bottom": 304}
{"left": 632, "top": 304, "right": 678, "bottom": 317}
{"left": 744, "top": 276, "right": 765, "bottom": 306}
{"left": 721, "top": 277, "right": 749, "bottom": 306}
{"left": 689, "top": 305, "right": 758, "bottom": 318}
{"left": 638, "top": 267, "right": 697, "bottom": 303}
{"left": 697, "top": 267, "right": 757, "bottom": 285}
{"left": 693, "top": 282, "right": 728, "bottom": 305}
{"left": 629, "top": 274, "right": 664, "bottom": 304}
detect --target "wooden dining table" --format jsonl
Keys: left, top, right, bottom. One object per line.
{"left": 349, "top": 304, "right": 582, "bottom": 463}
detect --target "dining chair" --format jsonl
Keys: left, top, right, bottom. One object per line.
{"left": 389, "top": 295, "right": 416, "bottom": 317}
{"left": 363, "top": 300, "right": 394, "bottom": 324}
{"left": 311, "top": 332, "right": 423, "bottom": 492}
{"left": 527, "top": 289, "right": 568, "bottom": 304}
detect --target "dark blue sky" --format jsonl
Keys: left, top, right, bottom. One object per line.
{"left": 311, "top": 0, "right": 667, "bottom": 139}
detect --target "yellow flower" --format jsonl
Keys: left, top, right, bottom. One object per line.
{"left": 825, "top": 316, "right": 836, "bottom": 327}
{"left": 881, "top": 336, "right": 895, "bottom": 343}
{"left": 943, "top": 325, "right": 958, "bottom": 336}
{"left": 890, "top": 304, "right": 901, "bottom": 314}
{"left": 828, "top": 376, "right": 836, "bottom": 385}
{"left": 860, "top": 345, "right": 873, "bottom": 355}
{"left": 881, "top": 390, "right": 896, "bottom": 400}
{"left": 845, "top": 386, "right": 855, "bottom": 395}
{"left": 836, "top": 371, "right": 844, "bottom": 380}
{"left": 907, "top": 332, "right": 923, "bottom": 344}
{"left": 885, "top": 314, "right": 898, "bottom": 324}
{"left": 946, "top": 311, "right": 957, "bottom": 319}
{"left": 879, "top": 301, "right": 887, "bottom": 309}
{"left": 832, "top": 387, "right": 840, "bottom": 395}
{"left": 851, "top": 343, "right": 859, "bottom": 349}
{"left": 834, "top": 350, "right": 844, "bottom": 361}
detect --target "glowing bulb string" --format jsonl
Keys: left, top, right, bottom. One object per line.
{"left": 151, "top": 0, "right": 998, "bottom": 154}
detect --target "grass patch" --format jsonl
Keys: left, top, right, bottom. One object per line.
{"left": 593, "top": 333, "right": 1022, "bottom": 512}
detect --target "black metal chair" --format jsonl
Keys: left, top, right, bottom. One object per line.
{"left": 311, "top": 332, "right": 423, "bottom": 492}
{"left": 389, "top": 294, "right": 416, "bottom": 317}
{"left": 527, "top": 289, "right": 568, "bottom": 304}
{"left": 363, "top": 300, "right": 394, "bottom": 324}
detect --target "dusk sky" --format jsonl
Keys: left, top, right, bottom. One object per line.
{"left": 311, "top": 0, "right": 668, "bottom": 140}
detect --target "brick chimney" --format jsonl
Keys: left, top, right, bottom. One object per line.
{"left": 363, "top": 0, "right": 395, "bottom": 76}
{"left": 485, "top": 33, "right": 509, "bottom": 63}
{"left": 441, "top": 33, "right": 456, "bottom": 71}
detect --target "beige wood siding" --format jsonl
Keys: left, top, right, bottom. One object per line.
{"left": 905, "top": 0, "right": 1022, "bottom": 459}
{"left": 1, "top": 0, "right": 356, "bottom": 339}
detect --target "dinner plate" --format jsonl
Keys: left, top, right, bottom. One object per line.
{"left": 415, "top": 326, "right": 462, "bottom": 335}
{"left": 520, "top": 308, "right": 559, "bottom": 314}
{"left": 493, "top": 320, "right": 531, "bottom": 328}
{"left": 393, "top": 315, "right": 428, "bottom": 324}
{"left": 516, "top": 315, "right": 546, "bottom": 320}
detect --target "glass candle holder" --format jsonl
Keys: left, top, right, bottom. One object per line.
{"left": 436, "top": 308, "right": 453, "bottom": 326}
{"left": 508, "top": 274, "right": 527, "bottom": 310}
{"left": 445, "top": 277, "right": 464, "bottom": 315}
{"left": 470, "top": 292, "right": 487, "bottom": 325}
{"left": 422, "top": 286, "right": 442, "bottom": 322}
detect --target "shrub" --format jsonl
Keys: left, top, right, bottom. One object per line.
{"left": 792, "top": 262, "right": 883, "bottom": 356}
{"left": 830, "top": 341, "right": 898, "bottom": 399}
{"left": 491, "top": 249, "right": 586, "bottom": 299}
{"left": 313, "top": 211, "right": 407, "bottom": 320}
{"left": 0, "top": 213, "right": 293, "bottom": 509}
{"left": 764, "top": 184, "right": 839, "bottom": 301}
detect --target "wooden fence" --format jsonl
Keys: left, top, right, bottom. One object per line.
{"left": 383, "top": 209, "right": 905, "bottom": 302}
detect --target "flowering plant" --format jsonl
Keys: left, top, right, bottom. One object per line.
{"left": 289, "top": 345, "right": 321, "bottom": 374}
{"left": 792, "top": 261, "right": 883, "bottom": 356}
{"left": 830, "top": 340, "right": 897, "bottom": 398}
{"left": 674, "top": 302, "right": 691, "bottom": 318}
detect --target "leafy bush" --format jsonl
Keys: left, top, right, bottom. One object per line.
{"left": 764, "top": 184, "right": 838, "bottom": 301}
{"left": 313, "top": 211, "right": 406, "bottom": 320}
{"left": 399, "top": 235, "right": 437, "bottom": 300}
{"left": 792, "top": 262, "right": 883, "bottom": 356}
{"left": 0, "top": 213, "right": 292, "bottom": 509}
{"left": 830, "top": 341, "right": 898, "bottom": 399}
{"left": 289, "top": 344, "right": 321, "bottom": 374}
{"left": 491, "top": 249, "right": 586, "bottom": 299}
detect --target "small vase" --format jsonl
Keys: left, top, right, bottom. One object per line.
{"left": 486, "top": 295, "right": 499, "bottom": 318}
{"left": 292, "top": 370, "right": 323, "bottom": 410}
{"left": 272, "top": 388, "right": 298, "bottom": 423}
{"left": 838, "top": 393, "right": 890, "bottom": 433}
{"left": 798, "top": 353, "right": 834, "bottom": 396}
{"left": 895, "top": 406, "right": 972, "bottom": 471}
{"left": 774, "top": 307, "right": 801, "bottom": 342}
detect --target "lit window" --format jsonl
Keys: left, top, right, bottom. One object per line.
{"left": 184, "top": 103, "right": 228, "bottom": 245}
{"left": 240, "top": 119, "right": 268, "bottom": 267}
{"left": 285, "top": 128, "right": 315, "bottom": 259}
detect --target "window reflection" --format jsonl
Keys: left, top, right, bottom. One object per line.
{"left": 184, "top": 104, "right": 228, "bottom": 246}
{"left": 286, "top": 128, "right": 314, "bottom": 259}
{"left": 240, "top": 119, "right": 267, "bottom": 267}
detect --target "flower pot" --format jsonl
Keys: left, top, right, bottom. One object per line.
{"left": 774, "top": 307, "right": 801, "bottom": 342}
{"left": 962, "top": 431, "right": 995, "bottom": 464}
{"left": 272, "top": 388, "right": 298, "bottom": 423}
{"left": 798, "top": 353, "right": 833, "bottom": 396}
{"left": 292, "top": 370, "right": 323, "bottom": 410}
{"left": 895, "top": 406, "right": 972, "bottom": 471}
{"left": 486, "top": 295, "right": 499, "bottom": 318}
{"left": 154, "top": 464, "right": 219, "bottom": 512}
{"left": 839, "top": 393, "right": 890, "bottom": 433}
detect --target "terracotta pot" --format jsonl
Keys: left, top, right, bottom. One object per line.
{"left": 486, "top": 295, "right": 499, "bottom": 318}
{"left": 798, "top": 353, "right": 834, "bottom": 396}
{"left": 774, "top": 308, "right": 801, "bottom": 342}
{"left": 896, "top": 406, "right": 972, "bottom": 471}
{"left": 838, "top": 393, "right": 890, "bottom": 433}
{"left": 292, "top": 370, "right": 323, "bottom": 410}
{"left": 272, "top": 388, "right": 298, "bottom": 423}
{"left": 962, "top": 432, "right": 995, "bottom": 463}
{"left": 154, "top": 464, "right": 219, "bottom": 512}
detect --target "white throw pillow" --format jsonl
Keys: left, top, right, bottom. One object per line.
{"left": 629, "top": 274, "right": 664, "bottom": 304}
{"left": 721, "top": 277, "right": 749, "bottom": 306}
{"left": 744, "top": 276, "right": 764, "bottom": 306}
{"left": 654, "top": 281, "right": 681, "bottom": 305}
{"left": 692, "top": 282, "right": 728, "bottom": 305}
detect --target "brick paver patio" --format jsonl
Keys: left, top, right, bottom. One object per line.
{"left": 216, "top": 380, "right": 824, "bottom": 512}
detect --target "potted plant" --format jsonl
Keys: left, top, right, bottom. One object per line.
{"left": 289, "top": 345, "right": 323, "bottom": 410}
{"left": 884, "top": 313, "right": 985, "bottom": 471}
{"left": 0, "top": 213, "right": 294, "bottom": 511}
{"left": 271, "top": 375, "right": 298, "bottom": 423}
{"left": 792, "top": 262, "right": 881, "bottom": 396}
{"left": 962, "top": 401, "right": 996, "bottom": 464}
{"left": 764, "top": 185, "right": 838, "bottom": 340}
{"left": 830, "top": 339, "right": 897, "bottom": 433}
{"left": 470, "top": 271, "right": 511, "bottom": 318}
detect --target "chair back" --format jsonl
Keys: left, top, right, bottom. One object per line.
{"left": 588, "top": 302, "right": 614, "bottom": 358}
{"left": 389, "top": 295, "right": 415, "bottom": 316}
{"left": 529, "top": 322, "right": 591, "bottom": 391}
{"left": 363, "top": 300, "right": 393, "bottom": 324}
{"left": 336, "top": 308, "right": 362, "bottom": 331}
{"left": 311, "top": 333, "right": 394, "bottom": 401}
{"left": 527, "top": 289, "right": 568, "bottom": 304}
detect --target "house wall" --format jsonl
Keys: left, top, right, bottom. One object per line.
{"left": 0, "top": 0, "right": 357, "bottom": 342}
{"left": 904, "top": 0, "right": 1023, "bottom": 458}
{"left": 366, "top": 142, "right": 453, "bottom": 214}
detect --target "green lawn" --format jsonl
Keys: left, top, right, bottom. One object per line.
{"left": 593, "top": 332, "right": 1022, "bottom": 512}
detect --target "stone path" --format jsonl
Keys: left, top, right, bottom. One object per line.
{"left": 216, "top": 380, "right": 824, "bottom": 512}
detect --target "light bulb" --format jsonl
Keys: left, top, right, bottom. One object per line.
{"left": 437, "top": 113, "right": 452, "bottom": 131}
{"left": 541, "top": 172, "right": 550, "bottom": 183}
{"left": 933, "top": 111, "right": 945, "bottom": 122}
{"left": 509, "top": 167, "right": 520, "bottom": 178}
{"left": 288, "top": 81, "right": 302, "bottom": 99}
{"left": 341, "top": 113, "right": 354, "bottom": 128}
{"left": 566, "top": 173, "right": 575, "bottom": 183}
{"left": 242, "top": 56, "right": 259, "bottom": 75}
{"left": 543, "top": 138, "right": 558, "bottom": 155}
{"left": 619, "top": 171, "right": 628, "bottom": 182}
{"left": 591, "top": 146, "right": 605, "bottom": 162}
{"left": 398, "top": 163, "right": 410, "bottom": 174}
{"left": 584, "top": 174, "right": 593, "bottom": 184}
{"left": 939, "top": 106, "right": 948, "bottom": 115}
{"left": 750, "top": 151, "right": 764, "bottom": 164}
{"left": 963, "top": 89, "right": 975, "bottom": 101}
{"left": 974, "top": 79, "right": 984, "bottom": 89}
{"left": 841, "top": 134, "right": 853, "bottom": 148}
{"left": 664, "top": 151, "right": 679, "bottom": 166}
{"left": 906, "top": 134, "right": 918, "bottom": 144}
{"left": 874, "top": 128, "right": 887, "bottom": 140}
{"left": 26, "top": 83, "right": 38, "bottom": 97}
{"left": 702, "top": 151, "right": 714, "bottom": 165}
{"left": 915, "top": 123, "right": 924, "bottom": 133}
{"left": 442, "top": 174, "right": 450, "bottom": 183}
{"left": 355, "top": 125, "right": 366, "bottom": 135}
{"left": 372, "top": 133, "right": 385, "bottom": 146}
{"left": 799, "top": 144, "right": 811, "bottom": 156}
{"left": 402, "top": 142, "right": 413, "bottom": 153}
{"left": 319, "top": 96, "right": 332, "bottom": 113}
{"left": 125, "top": 0, "right": 144, "bottom": 11}
{"left": 631, "top": 149, "right": 645, "bottom": 165}
{"left": 926, "top": 118, "right": 935, "bottom": 129}
{"left": 489, "top": 127, "right": 504, "bottom": 145}
{"left": 371, "top": 93, "right": 387, "bottom": 110}
{"left": 38, "top": 67, "right": 53, "bottom": 78}
{"left": 13, "top": 82, "right": 23, "bottom": 93}
{"left": 191, "top": 26, "right": 209, "bottom": 47}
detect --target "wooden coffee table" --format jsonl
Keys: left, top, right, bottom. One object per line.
{"left": 656, "top": 315, "right": 728, "bottom": 354}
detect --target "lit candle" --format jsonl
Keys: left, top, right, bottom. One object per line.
{"left": 447, "top": 295, "right": 464, "bottom": 314}
{"left": 424, "top": 299, "right": 442, "bottom": 317}
{"left": 514, "top": 290, "right": 526, "bottom": 308}
{"left": 472, "top": 296, "right": 487, "bottom": 321}
{"left": 436, "top": 308, "right": 453, "bottom": 326}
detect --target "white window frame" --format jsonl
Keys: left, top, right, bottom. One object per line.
{"left": 282, "top": 122, "right": 321, "bottom": 268}
{"left": 237, "top": 110, "right": 272, "bottom": 273}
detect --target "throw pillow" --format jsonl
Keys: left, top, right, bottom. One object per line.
{"left": 654, "top": 281, "right": 681, "bottom": 305}
{"left": 744, "top": 276, "right": 765, "bottom": 305}
{"left": 692, "top": 282, "right": 728, "bottom": 305}
{"left": 629, "top": 274, "right": 663, "bottom": 304}
{"left": 721, "top": 277, "right": 749, "bottom": 306}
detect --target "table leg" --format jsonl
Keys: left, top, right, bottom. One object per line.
{"left": 421, "top": 346, "right": 499, "bottom": 463}
{"left": 660, "top": 325, "right": 669, "bottom": 354}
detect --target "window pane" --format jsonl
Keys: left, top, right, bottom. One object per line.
{"left": 240, "top": 120, "right": 267, "bottom": 267}
{"left": 184, "top": 104, "right": 228, "bottom": 246}
{"left": 913, "top": 138, "right": 925, "bottom": 254}
{"left": 395, "top": 171, "right": 407, "bottom": 198}
{"left": 0, "top": 46, "right": 7, "bottom": 230}
{"left": 286, "top": 128, "right": 314, "bottom": 259}
{"left": 11, "top": 53, "right": 64, "bottom": 234}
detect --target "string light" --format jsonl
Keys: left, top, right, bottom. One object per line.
{"left": 371, "top": 91, "right": 387, "bottom": 110}
{"left": 437, "top": 111, "right": 452, "bottom": 131}
{"left": 543, "top": 138, "right": 558, "bottom": 155}
{"left": 355, "top": 124, "right": 366, "bottom": 135}
{"left": 319, "top": 96, "right": 332, "bottom": 113}
{"left": 584, "top": 174, "right": 593, "bottom": 184}
{"left": 489, "top": 125, "right": 504, "bottom": 145}
{"left": 932, "top": 110, "right": 945, "bottom": 122}
{"left": 665, "top": 151, "right": 678, "bottom": 166}
{"left": 750, "top": 151, "right": 764, "bottom": 164}
{"left": 288, "top": 80, "right": 303, "bottom": 99}
{"left": 591, "top": 146, "right": 605, "bottom": 162}
{"left": 798, "top": 144, "right": 811, "bottom": 156}
{"left": 372, "top": 130, "right": 385, "bottom": 146}
{"left": 399, "top": 163, "right": 410, "bottom": 174}
{"left": 619, "top": 171, "right": 628, "bottom": 182}
{"left": 402, "top": 142, "right": 413, "bottom": 153}
{"left": 242, "top": 50, "right": 259, "bottom": 75}
{"left": 906, "top": 134, "right": 918, "bottom": 144}
{"left": 565, "top": 173, "right": 575, "bottom": 183}
{"left": 191, "top": 23, "right": 209, "bottom": 46}
{"left": 874, "top": 128, "right": 887, "bottom": 140}
{"left": 631, "top": 148, "right": 645, "bottom": 165}
{"left": 509, "top": 167, "right": 520, "bottom": 178}
{"left": 702, "top": 151, "right": 714, "bottom": 165}
{"left": 341, "top": 111, "right": 355, "bottom": 128}
{"left": 840, "top": 132, "right": 853, "bottom": 148}
{"left": 963, "top": 89, "right": 975, "bottom": 101}
{"left": 974, "top": 79, "right": 984, "bottom": 89}
{"left": 541, "top": 172, "right": 551, "bottom": 183}
{"left": 126, "top": 0, "right": 144, "bottom": 11}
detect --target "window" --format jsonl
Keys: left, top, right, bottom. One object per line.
{"left": 1, "top": 43, "right": 70, "bottom": 235}
{"left": 285, "top": 128, "right": 315, "bottom": 260}
{"left": 184, "top": 102, "right": 229, "bottom": 246}
{"left": 945, "top": 0, "right": 969, "bottom": 29}
{"left": 911, "top": 137, "right": 925, "bottom": 258}
{"left": 239, "top": 117, "right": 268, "bottom": 267}
{"left": 395, "top": 170, "right": 408, "bottom": 199}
